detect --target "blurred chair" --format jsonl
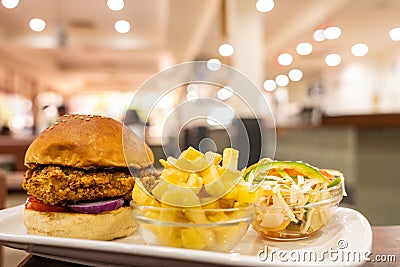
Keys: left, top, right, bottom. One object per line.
{"left": 231, "top": 118, "right": 262, "bottom": 169}
{"left": 0, "top": 168, "right": 6, "bottom": 267}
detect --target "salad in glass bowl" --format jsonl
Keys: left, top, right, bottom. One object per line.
{"left": 244, "top": 159, "right": 346, "bottom": 240}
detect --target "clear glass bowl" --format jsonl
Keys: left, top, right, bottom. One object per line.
{"left": 252, "top": 183, "right": 343, "bottom": 240}
{"left": 131, "top": 202, "right": 254, "bottom": 252}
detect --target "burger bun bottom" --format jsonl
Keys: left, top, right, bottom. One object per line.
{"left": 23, "top": 206, "right": 136, "bottom": 241}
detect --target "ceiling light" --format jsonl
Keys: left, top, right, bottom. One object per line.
{"left": 288, "top": 69, "right": 303, "bottom": 81}
{"left": 277, "top": 53, "right": 293, "bottom": 66}
{"left": 263, "top": 79, "right": 276, "bottom": 92}
{"left": 107, "top": 0, "right": 124, "bottom": 11}
{"left": 325, "top": 54, "right": 341, "bottom": 66}
{"left": 324, "top": 26, "right": 341, "bottom": 40}
{"left": 207, "top": 58, "right": 221, "bottom": 71}
{"left": 218, "top": 44, "right": 234, "bottom": 57}
{"left": 275, "top": 74, "right": 289, "bottom": 87}
{"left": 296, "top": 42, "right": 313, "bottom": 55}
{"left": 156, "top": 95, "right": 174, "bottom": 109}
{"left": 29, "top": 18, "right": 46, "bottom": 32}
{"left": 186, "top": 91, "right": 199, "bottom": 102}
{"left": 256, "top": 0, "right": 274, "bottom": 13}
{"left": 389, "top": 27, "right": 400, "bottom": 41}
{"left": 207, "top": 107, "right": 235, "bottom": 126}
{"left": 313, "top": 29, "right": 325, "bottom": 42}
{"left": 217, "top": 86, "right": 234, "bottom": 100}
{"left": 44, "top": 105, "right": 58, "bottom": 117}
{"left": 114, "top": 20, "right": 130, "bottom": 33}
{"left": 186, "top": 84, "right": 198, "bottom": 93}
{"left": 1, "top": 0, "right": 19, "bottom": 9}
{"left": 351, "top": 43, "right": 369, "bottom": 57}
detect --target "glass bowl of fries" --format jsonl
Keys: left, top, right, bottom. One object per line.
{"left": 131, "top": 202, "right": 254, "bottom": 252}
{"left": 130, "top": 146, "right": 256, "bottom": 251}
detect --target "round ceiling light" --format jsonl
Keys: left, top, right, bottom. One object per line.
{"left": 325, "top": 54, "right": 341, "bottom": 66}
{"left": 256, "top": 0, "right": 274, "bottom": 13}
{"left": 351, "top": 43, "right": 369, "bottom": 57}
{"left": 389, "top": 27, "right": 400, "bottom": 41}
{"left": 277, "top": 53, "right": 293, "bottom": 66}
{"left": 115, "top": 20, "right": 130, "bottom": 33}
{"left": 186, "top": 84, "right": 199, "bottom": 93}
{"left": 29, "top": 18, "right": 46, "bottom": 32}
{"left": 1, "top": 0, "right": 19, "bottom": 9}
{"left": 288, "top": 69, "right": 303, "bottom": 81}
{"left": 313, "top": 29, "right": 325, "bottom": 42}
{"left": 275, "top": 74, "right": 289, "bottom": 87}
{"left": 207, "top": 58, "right": 221, "bottom": 71}
{"left": 107, "top": 0, "right": 124, "bottom": 11}
{"left": 296, "top": 42, "right": 313, "bottom": 55}
{"left": 263, "top": 79, "right": 277, "bottom": 92}
{"left": 186, "top": 91, "right": 199, "bottom": 102}
{"left": 217, "top": 86, "right": 234, "bottom": 100}
{"left": 218, "top": 44, "right": 234, "bottom": 57}
{"left": 324, "top": 26, "right": 341, "bottom": 40}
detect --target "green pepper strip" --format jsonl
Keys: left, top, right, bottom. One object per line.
{"left": 244, "top": 161, "right": 330, "bottom": 183}
{"left": 327, "top": 177, "right": 341, "bottom": 188}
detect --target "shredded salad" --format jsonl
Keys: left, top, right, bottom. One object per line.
{"left": 244, "top": 158, "right": 346, "bottom": 239}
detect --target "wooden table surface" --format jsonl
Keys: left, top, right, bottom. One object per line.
{"left": 363, "top": 226, "right": 399, "bottom": 267}
{"left": 15, "top": 226, "right": 399, "bottom": 267}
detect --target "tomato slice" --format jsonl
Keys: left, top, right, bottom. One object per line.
{"left": 265, "top": 168, "right": 303, "bottom": 178}
{"left": 266, "top": 168, "right": 280, "bottom": 177}
{"left": 320, "top": 169, "right": 335, "bottom": 179}
{"left": 25, "top": 196, "right": 67, "bottom": 212}
{"left": 284, "top": 168, "right": 303, "bottom": 177}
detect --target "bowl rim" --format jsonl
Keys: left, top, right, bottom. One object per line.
{"left": 133, "top": 215, "right": 253, "bottom": 227}
{"left": 255, "top": 195, "right": 342, "bottom": 210}
{"left": 260, "top": 180, "right": 343, "bottom": 196}
{"left": 130, "top": 201, "right": 255, "bottom": 213}
{"left": 255, "top": 183, "right": 343, "bottom": 209}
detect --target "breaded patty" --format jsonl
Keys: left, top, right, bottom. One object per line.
{"left": 23, "top": 166, "right": 135, "bottom": 205}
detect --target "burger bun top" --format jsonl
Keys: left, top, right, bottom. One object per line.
{"left": 25, "top": 114, "right": 154, "bottom": 169}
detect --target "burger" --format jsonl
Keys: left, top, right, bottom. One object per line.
{"left": 22, "top": 114, "right": 157, "bottom": 240}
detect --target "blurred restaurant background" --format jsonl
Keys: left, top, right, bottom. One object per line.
{"left": 1, "top": 0, "right": 400, "bottom": 240}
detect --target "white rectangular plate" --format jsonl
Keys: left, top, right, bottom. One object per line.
{"left": 0, "top": 205, "right": 372, "bottom": 266}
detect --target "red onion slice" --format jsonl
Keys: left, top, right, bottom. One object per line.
{"left": 68, "top": 198, "right": 124, "bottom": 214}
